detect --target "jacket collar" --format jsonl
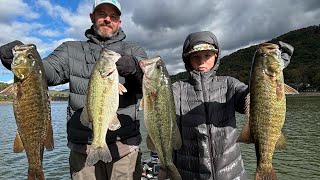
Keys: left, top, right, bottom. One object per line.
{"left": 188, "top": 68, "right": 216, "bottom": 91}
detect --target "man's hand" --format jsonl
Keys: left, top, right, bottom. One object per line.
{"left": 0, "top": 40, "right": 24, "bottom": 70}
{"left": 116, "top": 51, "right": 139, "bottom": 77}
{"left": 278, "top": 41, "right": 294, "bottom": 68}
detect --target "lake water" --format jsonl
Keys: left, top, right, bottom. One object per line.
{"left": 0, "top": 96, "right": 319, "bottom": 179}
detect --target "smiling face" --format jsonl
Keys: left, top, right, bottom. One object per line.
{"left": 90, "top": 3, "right": 122, "bottom": 38}
{"left": 189, "top": 50, "right": 217, "bottom": 72}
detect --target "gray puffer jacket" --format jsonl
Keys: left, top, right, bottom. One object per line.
{"left": 172, "top": 69, "right": 248, "bottom": 180}
{"left": 42, "top": 27, "right": 147, "bottom": 159}
{"left": 172, "top": 31, "right": 248, "bottom": 179}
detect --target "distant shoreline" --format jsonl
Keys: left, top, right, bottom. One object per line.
{"left": 1, "top": 92, "right": 319, "bottom": 104}
{"left": 0, "top": 100, "right": 68, "bottom": 104}
{"left": 288, "top": 92, "right": 320, "bottom": 96}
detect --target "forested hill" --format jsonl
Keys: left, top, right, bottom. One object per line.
{"left": 171, "top": 25, "right": 320, "bottom": 90}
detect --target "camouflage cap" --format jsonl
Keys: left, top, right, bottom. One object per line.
{"left": 183, "top": 43, "right": 218, "bottom": 57}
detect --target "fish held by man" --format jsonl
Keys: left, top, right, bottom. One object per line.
{"left": 0, "top": 44, "right": 54, "bottom": 180}
{"left": 139, "top": 57, "right": 182, "bottom": 180}
{"left": 238, "top": 43, "right": 299, "bottom": 180}
{"left": 80, "top": 49, "right": 127, "bottom": 167}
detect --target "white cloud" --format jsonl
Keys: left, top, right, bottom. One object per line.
{"left": 36, "top": 0, "right": 92, "bottom": 40}
{"left": 0, "top": 0, "right": 38, "bottom": 21}
{"left": 0, "top": 0, "right": 320, "bottom": 84}
{"left": 38, "top": 29, "right": 62, "bottom": 37}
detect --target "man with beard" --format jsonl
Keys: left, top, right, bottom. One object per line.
{"left": 0, "top": 0, "right": 147, "bottom": 179}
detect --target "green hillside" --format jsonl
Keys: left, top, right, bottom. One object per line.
{"left": 172, "top": 25, "right": 320, "bottom": 91}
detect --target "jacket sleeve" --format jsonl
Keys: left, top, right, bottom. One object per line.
{"left": 42, "top": 42, "right": 70, "bottom": 86}
{"left": 278, "top": 41, "right": 294, "bottom": 68}
{"left": 232, "top": 78, "right": 249, "bottom": 114}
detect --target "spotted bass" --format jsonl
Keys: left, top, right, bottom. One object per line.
{"left": 80, "top": 49, "right": 127, "bottom": 166}
{"left": 139, "top": 57, "right": 182, "bottom": 180}
{"left": 0, "top": 44, "right": 54, "bottom": 180}
{"left": 238, "top": 43, "right": 298, "bottom": 180}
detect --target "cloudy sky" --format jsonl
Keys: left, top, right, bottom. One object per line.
{"left": 0, "top": 0, "right": 319, "bottom": 89}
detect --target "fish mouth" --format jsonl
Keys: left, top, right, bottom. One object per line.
{"left": 12, "top": 69, "right": 26, "bottom": 79}
{"left": 139, "top": 56, "right": 162, "bottom": 74}
{"left": 259, "top": 43, "right": 279, "bottom": 52}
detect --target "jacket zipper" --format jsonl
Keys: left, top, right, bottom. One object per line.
{"left": 200, "top": 73, "right": 215, "bottom": 179}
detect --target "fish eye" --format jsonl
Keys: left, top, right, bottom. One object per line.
{"left": 261, "top": 53, "right": 267, "bottom": 57}
{"left": 156, "top": 64, "right": 162, "bottom": 69}
{"left": 27, "top": 53, "right": 34, "bottom": 59}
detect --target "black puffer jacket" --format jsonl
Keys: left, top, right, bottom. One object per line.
{"left": 42, "top": 27, "right": 147, "bottom": 158}
{"left": 172, "top": 31, "right": 248, "bottom": 179}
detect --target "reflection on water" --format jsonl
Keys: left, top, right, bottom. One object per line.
{"left": 0, "top": 96, "right": 319, "bottom": 179}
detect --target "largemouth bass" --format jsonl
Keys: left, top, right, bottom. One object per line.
{"left": 80, "top": 49, "right": 127, "bottom": 166}
{"left": 139, "top": 57, "right": 182, "bottom": 180}
{"left": 238, "top": 43, "right": 298, "bottom": 180}
{"left": 0, "top": 44, "right": 54, "bottom": 180}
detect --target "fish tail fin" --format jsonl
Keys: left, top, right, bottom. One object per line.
{"left": 254, "top": 168, "right": 277, "bottom": 180}
{"left": 158, "top": 164, "right": 182, "bottom": 180}
{"left": 167, "top": 164, "right": 182, "bottom": 180}
{"left": 27, "top": 167, "right": 45, "bottom": 180}
{"left": 85, "top": 144, "right": 112, "bottom": 166}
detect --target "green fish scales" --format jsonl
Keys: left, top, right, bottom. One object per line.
{"left": 140, "top": 57, "right": 182, "bottom": 180}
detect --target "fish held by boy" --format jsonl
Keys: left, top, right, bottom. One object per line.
{"left": 139, "top": 57, "right": 182, "bottom": 180}
{"left": 0, "top": 44, "right": 54, "bottom": 180}
{"left": 80, "top": 49, "right": 127, "bottom": 166}
{"left": 238, "top": 43, "right": 298, "bottom": 180}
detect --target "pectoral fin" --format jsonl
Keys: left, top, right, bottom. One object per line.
{"left": 80, "top": 106, "right": 92, "bottom": 129}
{"left": 0, "top": 83, "right": 20, "bottom": 100}
{"left": 118, "top": 83, "right": 127, "bottom": 95}
{"left": 276, "top": 82, "right": 285, "bottom": 99}
{"left": 275, "top": 132, "right": 287, "bottom": 150}
{"left": 108, "top": 114, "right": 121, "bottom": 131}
{"left": 238, "top": 93, "right": 254, "bottom": 143}
{"left": 13, "top": 132, "right": 24, "bottom": 153}
{"left": 284, "top": 84, "right": 299, "bottom": 94}
{"left": 44, "top": 121, "right": 54, "bottom": 151}
{"left": 0, "top": 84, "right": 16, "bottom": 95}
{"left": 237, "top": 120, "right": 254, "bottom": 143}
{"left": 244, "top": 93, "right": 250, "bottom": 121}
{"left": 138, "top": 97, "right": 144, "bottom": 110}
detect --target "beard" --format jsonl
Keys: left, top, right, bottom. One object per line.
{"left": 93, "top": 23, "right": 119, "bottom": 39}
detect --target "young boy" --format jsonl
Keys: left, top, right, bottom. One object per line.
{"left": 172, "top": 31, "right": 293, "bottom": 180}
